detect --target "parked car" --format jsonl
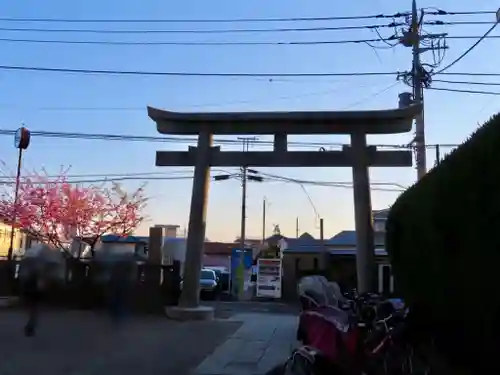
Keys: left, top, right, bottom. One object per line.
{"left": 180, "top": 268, "right": 220, "bottom": 300}
{"left": 206, "top": 267, "right": 230, "bottom": 293}
{"left": 199, "top": 268, "right": 219, "bottom": 299}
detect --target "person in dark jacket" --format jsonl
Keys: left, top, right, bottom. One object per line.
{"left": 107, "top": 261, "right": 131, "bottom": 322}
{"left": 22, "top": 272, "right": 42, "bottom": 337}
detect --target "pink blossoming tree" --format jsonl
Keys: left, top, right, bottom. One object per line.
{"left": 0, "top": 166, "right": 147, "bottom": 255}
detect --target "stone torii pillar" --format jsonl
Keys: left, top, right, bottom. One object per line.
{"left": 178, "top": 131, "right": 213, "bottom": 308}
{"left": 349, "top": 131, "right": 376, "bottom": 293}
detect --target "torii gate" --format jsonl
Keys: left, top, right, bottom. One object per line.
{"left": 148, "top": 103, "right": 421, "bottom": 319}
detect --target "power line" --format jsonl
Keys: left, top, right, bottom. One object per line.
{"left": 0, "top": 82, "right": 382, "bottom": 112}
{"left": 439, "top": 72, "right": 500, "bottom": 77}
{"left": 0, "top": 128, "right": 342, "bottom": 146}
{"left": 0, "top": 78, "right": 404, "bottom": 112}
{"left": 0, "top": 9, "right": 491, "bottom": 27}
{"left": 446, "top": 35, "right": 500, "bottom": 40}
{"left": 257, "top": 171, "right": 408, "bottom": 190}
{"left": 424, "top": 20, "right": 496, "bottom": 26}
{"left": 0, "top": 128, "right": 460, "bottom": 148}
{"left": 427, "top": 86, "right": 500, "bottom": 95}
{"left": 2, "top": 35, "right": 500, "bottom": 47}
{"left": 0, "top": 168, "right": 407, "bottom": 190}
{"left": 0, "top": 13, "right": 409, "bottom": 24}
{"left": 0, "top": 170, "right": 232, "bottom": 179}
{"left": 0, "top": 22, "right": 404, "bottom": 35}
{"left": 0, "top": 129, "right": 375, "bottom": 148}
{"left": 0, "top": 172, "right": 406, "bottom": 192}
{"left": 432, "top": 79, "right": 500, "bottom": 86}
{"left": 1, "top": 63, "right": 500, "bottom": 79}
{"left": 0, "top": 64, "right": 400, "bottom": 77}
{"left": 340, "top": 81, "right": 400, "bottom": 109}
{"left": 423, "top": 9, "right": 497, "bottom": 16}
{"left": 0, "top": 36, "right": 397, "bottom": 46}
{"left": 432, "top": 22, "right": 499, "bottom": 75}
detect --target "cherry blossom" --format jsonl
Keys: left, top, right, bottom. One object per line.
{"left": 0, "top": 166, "right": 147, "bottom": 254}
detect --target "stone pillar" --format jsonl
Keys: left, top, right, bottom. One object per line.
{"left": 350, "top": 131, "right": 376, "bottom": 293}
{"left": 148, "top": 227, "right": 163, "bottom": 265}
{"left": 143, "top": 226, "right": 163, "bottom": 312}
{"left": 179, "top": 131, "right": 213, "bottom": 308}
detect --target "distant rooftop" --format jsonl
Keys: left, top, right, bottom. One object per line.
{"left": 373, "top": 208, "right": 390, "bottom": 220}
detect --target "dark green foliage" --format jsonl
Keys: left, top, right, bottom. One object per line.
{"left": 386, "top": 113, "right": 500, "bottom": 374}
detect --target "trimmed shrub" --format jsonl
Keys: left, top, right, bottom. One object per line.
{"left": 386, "top": 113, "right": 500, "bottom": 374}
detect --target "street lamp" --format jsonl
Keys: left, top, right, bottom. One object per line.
{"left": 214, "top": 169, "right": 264, "bottom": 299}
{"left": 8, "top": 127, "right": 31, "bottom": 262}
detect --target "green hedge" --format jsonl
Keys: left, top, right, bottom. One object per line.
{"left": 386, "top": 113, "right": 500, "bottom": 373}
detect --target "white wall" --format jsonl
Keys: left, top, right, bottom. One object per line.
{"left": 101, "top": 242, "right": 136, "bottom": 254}
{"left": 154, "top": 224, "right": 180, "bottom": 238}
{"left": 374, "top": 219, "right": 386, "bottom": 233}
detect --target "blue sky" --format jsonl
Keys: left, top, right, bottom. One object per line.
{"left": 0, "top": 0, "right": 498, "bottom": 241}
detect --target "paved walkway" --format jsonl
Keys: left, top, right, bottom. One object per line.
{"left": 195, "top": 312, "right": 298, "bottom": 375}
{"left": 0, "top": 309, "right": 241, "bottom": 375}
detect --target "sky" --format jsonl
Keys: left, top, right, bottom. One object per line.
{"left": 0, "top": 0, "right": 498, "bottom": 242}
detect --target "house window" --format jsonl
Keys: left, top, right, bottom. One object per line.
{"left": 313, "top": 258, "right": 318, "bottom": 270}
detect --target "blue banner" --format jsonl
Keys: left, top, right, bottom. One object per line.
{"left": 230, "top": 248, "right": 253, "bottom": 296}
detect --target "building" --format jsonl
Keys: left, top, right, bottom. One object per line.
{"left": 279, "top": 208, "right": 394, "bottom": 299}
{"left": 154, "top": 224, "right": 181, "bottom": 238}
{"left": 99, "top": 233, "right": 251, "bottom": 272}
{"left": 203, "top": 242, "right": 234, "bottom": 269}
{"left": 0, "top": 221, "right": 29, "bottom": 257}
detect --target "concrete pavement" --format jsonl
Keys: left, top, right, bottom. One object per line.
{"left": 195, "top": 312, "right": 299, "bottom": 375}
{"left": 0, "top": 301, "right": 299, "bottom": 375}
{"left": 0, "top": 309, "right": 241, "bottom": 375}
{"left": 209, "top": 300, "right": 299, "bottom": 319}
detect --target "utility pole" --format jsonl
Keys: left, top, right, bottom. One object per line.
{"left": 240, "top": 162, "right": 247, "bottom": 255}
{"left": 411, "top": 0, "right": 426, "bottom": 180}
{"left": 435, "top": 144, "right": 441, "bottom": 166}
{"left": 237, "top": 137, "right": 256, "bottom": 254}
{"left": 295, "top": 217, "right": 299, "bottom": 238}
{"left": 319, "top": 218, "right": 327, "bottom": 270}
{"left": 213, "top": 145, "right": 262, "bottom": 299}
{"left": 236, "top": 136, "right": 257, "bottom": 299}
{"left": 262, "top": 197, "right": 266, "bottom": 243}
{"left": 401, "top": 0, "right": 447, "bottom": 180}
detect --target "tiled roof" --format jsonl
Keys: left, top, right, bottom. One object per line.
{"left": 327, "top": 230, "right": 357, "bottom": 246}
{"left": 327, "top": 230, "right": 385, "bottom": 246}
{"left": 299, "top": 232, "right": 315, "bottom": 240}
{"left": 264, "top": 234, "right": 285, "bottom": 243}
{"left": 101, "top": 235, "right": 149, "bottom": 243}
{"left": 203, "top": 242, "right": 234, "bottom": 255}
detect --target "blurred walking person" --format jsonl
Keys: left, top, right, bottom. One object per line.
{"left": 107, "top": 260, "right": 132, "bottom": 323}
{"left": 22, "top": 270, "right": 43, "bottom": 337}
{"left": 18, "top": 243, "right": 65, "bottom": 337}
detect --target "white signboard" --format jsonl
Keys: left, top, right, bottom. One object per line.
{"left": 256, "top": 258, "right": 282, "bottom": 299}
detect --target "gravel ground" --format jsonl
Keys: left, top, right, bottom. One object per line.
{"left": 0, "top": 309, "right": 241, "bottom": 375}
